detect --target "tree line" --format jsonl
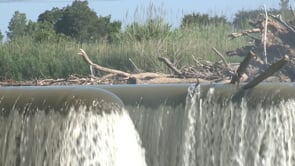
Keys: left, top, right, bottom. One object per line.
{"left": 0, "top": 0, "right": 293, "bottom": 44}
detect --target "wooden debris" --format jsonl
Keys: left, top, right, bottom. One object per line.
{"left": 262, "top": 5, "right": 268, "bottom": 64}
{"left": 78, "top": 49, "right": 131, "bottom": 77}
{"left": 230, "top": 51, "right": 256, "bottom": 85}
{"left": 228, "top": 28, "right": 261, "bottom": 39}
{"left": 227, "top": 11, "right": 295, "bottom": 83}
{"left": 158, "top": 57, "right": 183, "bottom": 77}
{"left": 211, "top": 47, "right": 230, "bottom": 68}
{"left": 1, "top": 11, "right": 294, "bottom": 86}
{"left": 242, "top": 55, "right": 289, "bottom": 89}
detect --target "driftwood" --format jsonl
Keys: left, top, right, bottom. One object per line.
{"left": 78, "top": 49, "right": 238, "bottom": 84}
{"left": 262, "top": 5, "right": 268, "bottom": 64}
{"left": 227, "top": 10, "right": 295, "bottom": 83}
{"left": 211, "top": 47, "right": 230, "bottom": 68}
{"left": 1, "top": 11, "right": 293, "bottom": 87}
{"left": 158, "top": 57, "right": 183, "bottom": 77}
{"left": 78, "top": 49, "right": 206, "bottom": 84}
{"left": 78, "top": 49, "right": 131, "bottom": 77}
{"left": 230, "top": 51, "right": 256, "bottom": 84}
{"left": 228, "top": 28, "right": 261, "bottom": 39}
{"left": 242, "top": 55, "right": 289, "bottom": 89}
{"left": 232, "top": 55, "right": 289, "bottom": 102}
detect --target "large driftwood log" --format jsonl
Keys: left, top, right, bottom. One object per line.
{"left": 78, "top": 49, "right": 131, "bottom": 77}
{"left": 242, "top": 55, "right": 289, "bottom": 89}
{"left": 232, "top": 55, "right": 289, "bottom": 102}
{"left": 78, "top": 49, "right": 204, "bottom": 84}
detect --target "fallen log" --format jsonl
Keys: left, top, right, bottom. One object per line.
{"left": 228, "top": 28, "right": 261, "bottom": 39}
{"left": 242, "top": 55, "right": 289, "bottom": 89}
{"left": 78, "top": 49, "right": 195, "bottom": 84}
{"left": 78, "top": 49, "right": 131, "bottom": 77}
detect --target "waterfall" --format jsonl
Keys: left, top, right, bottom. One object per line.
{"left": 0, "top": 104, "right": 147, "bottom": 166}
{"left": 127, "top": 84, "right": 295, "bottom": 166}
{"left": 1, "top": 84, "right": 295, "bottom": 166}
{"left": 180, "top": 84, "right": 295, "bottom": 166}
{"left": 181, "top": 83, "right": 201, "bottom": 166}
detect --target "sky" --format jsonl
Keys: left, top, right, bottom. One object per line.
{"left": 0, "top": 0, "right": 294, "bottom": 37}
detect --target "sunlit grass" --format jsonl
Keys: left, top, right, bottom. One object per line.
{"left": 0, "top": 4, "right": 247, "bottom": 80}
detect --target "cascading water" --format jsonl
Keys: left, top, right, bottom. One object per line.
{"left": 181, "top": 84, "right": 295, "bottom": 166}
{"left": 124, "top": 83, "right": 295, "bottom": 166}
{"left": 1, "top": 84, "right": 295, "bottom": 166}
{"left": 0, "top": 87, "right": 147, "bottom": 166}
{"left": 0, "top": 105, "right": 146, "bottom": 166}
{"left": 181, "top": 83, "right": 201, "bottom": 166}
{"left": 59, "top": 107, "right": 146, "bottom": 166}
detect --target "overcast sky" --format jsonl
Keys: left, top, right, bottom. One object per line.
{"left": 0, "top": 0, "right": 294, "bottom": 35}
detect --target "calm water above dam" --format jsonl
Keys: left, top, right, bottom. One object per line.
{"left": 0, "top": 83, "right": 295, "bottom": 166}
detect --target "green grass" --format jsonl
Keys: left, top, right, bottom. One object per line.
{"left": 0, "top": 22, "right": 246, "bottom": 81}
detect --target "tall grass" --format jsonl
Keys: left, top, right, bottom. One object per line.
{"left": 0, "top": 9, "right": 246, "bottom": 81}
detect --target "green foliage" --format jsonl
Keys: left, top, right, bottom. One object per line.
{"left": 37, "top": 1, "right": 121, "bottom": 43}
{"left": 55, "top": 1, "right": 100, "bottom": 43}
{"left": 233, "top": 9, "right": 280, "bottom": 29}
{"left": 95, "top": 15, "right": 122, "bottom": 42}
{"left": 0, "top": 31, "right": 3, "bottom": 43}
{"left": 7, "top": 11, "right": 27, "bottom": 40}
{"left": 26, "top": 21, "right": 56, "bottom": 42}
{"left": 1, "top": 3, "right": 251, "bottom": 81}
{"left": 181, "top": 13, "right": 228, "bottom": 27}
{"left": 0, "top": 36, "right": 89, "bottom": 80}
{"left": 0, "top": 19, "right": 246, "bottom": 81}
{"left": 124, "top": 18, "right": 171, "bottom": 41}
{"left": 279, "top": 0, "right": 294, "bottom": 21}
{"left": 37, "top": 7, "right": 64, "bottom": 25}
{"left": 233, "top": 10, "right": 261, "bottom": 29}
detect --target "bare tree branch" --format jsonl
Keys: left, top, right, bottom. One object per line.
{"left": 211, "top": 47, "right": 230, "bottom": 68}
{"left": 158, "top": 57, "right": 183, "bottom": 77}
{"left": 262, "top": 5, "right": 268, "bottom": 64}
{"left": 78, "top": 49, "right": 131, "bottom": 77}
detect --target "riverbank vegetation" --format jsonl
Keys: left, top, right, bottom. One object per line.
{"left": 0, "top": 0, "right": 293, "bottom": 81}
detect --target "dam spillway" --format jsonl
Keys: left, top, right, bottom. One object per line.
{"left": 0, "top": 83, "right": 295, "bottom": 166}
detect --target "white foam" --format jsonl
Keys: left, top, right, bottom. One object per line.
{"left": 59, "top": 106, "right": 147, "bottom": 166}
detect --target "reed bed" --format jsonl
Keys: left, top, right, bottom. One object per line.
{"left": 0, "top": 21, "right": 246, "bottom": 81}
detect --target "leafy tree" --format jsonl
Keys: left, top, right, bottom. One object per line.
{"left": 37, "top": 7, "right": 64, "bottom": 25}
{"left": 105, "top": 19, "right": 122, "bottom": 42}
{"left": 96, "top": 15, "right": 122, "bottom": 42}
{"left": 55, "top": 1, "right": 95, "bottom": 42}
{"left": 181, "top": 13, "right": 228, "bottom": 27}
{"left": 0, "top": 30, "right": 3, "bottom": 43}
{"left": 37, "top": 1, "right": 121, "bottom": 43}
{"left": 26, "top": 21, "right": 59, "bottom": 42}
{"left": 7, "top": 11, "right": 27, "bottom": 40}
{"left": 55, "top": 1, "right": 101, "bottom": 43}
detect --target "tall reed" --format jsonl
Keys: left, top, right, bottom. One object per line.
{"left": 0, "top": 5, "right": 246, "bottom": 80}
